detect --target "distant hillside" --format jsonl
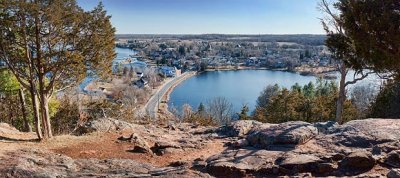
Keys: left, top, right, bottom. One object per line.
{"left": 116, "top": 34, "right": 327, "bottom": 46}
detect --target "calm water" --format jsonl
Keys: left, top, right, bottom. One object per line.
{"left": 169, "top": 70, "right": 317, "bottom": 113}
{"left": 115, "top": 47, "right": 137, "bottom": 59}
{"left": 80, "top": 48, "right": 137, "bottom": 92}
{"left": 169, "top": 70, "right": 383, "bottom": 113}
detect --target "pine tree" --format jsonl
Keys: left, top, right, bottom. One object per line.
{"left": 337, "top": 0, "right": 400, "bottom": 79}
{"left": 197, "top": 102, "right": 205, "bottom": 113}
{"left": 238, "top": 104, "right": 250, "bottom": 120}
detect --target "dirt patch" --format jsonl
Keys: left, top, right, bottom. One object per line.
{"left": 49, "top": 132, "right": 225, "bottom": 167}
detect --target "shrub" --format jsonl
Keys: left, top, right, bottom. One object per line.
{"left": 51, "top": 97, "right": 80, "bottom": 135}
{"left": 369, "top": 81, "right": 400, "bottom": 118}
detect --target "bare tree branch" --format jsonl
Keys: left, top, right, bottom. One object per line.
{"left": 345, "top": 71, "right": 375, "bottom": 86}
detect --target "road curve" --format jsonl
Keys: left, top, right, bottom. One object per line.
{"left": 145, "top": 72, "right": 194, "bottom": 119}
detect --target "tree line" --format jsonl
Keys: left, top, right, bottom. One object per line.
{"left": 252, "top": 80, "right": 358, "bottom": 123}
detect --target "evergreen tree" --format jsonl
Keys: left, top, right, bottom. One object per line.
{"left": 291, "top": 83, "right": 302, "bottom": 93}
{"left": 320, "top": 0, "right": 374, "bottom": 124}
{"left": 178, "top": 46, "right": 186, "bottom": 56}
{"left": 255, "top": 81, "right": 357, "bottom": 124}
{"left": 197, "top": 102, "right": 205, "bottom": 113}
{"left": 369, "top": 82, "right": 400, "bottom": 118}
{"left": 305, "top": 50, "right": 311, "bottom": 58}
{"left": 303, "top": 82, "right": 315, "bottom": 98}
{"left": 0, "top": 1, "right": 115, "bottom": 139}
{"left": 238, "top": 104, "right": 250, "bottom": 120}
{"left": 337, "top": 0, "right": 400, "bottom": 79}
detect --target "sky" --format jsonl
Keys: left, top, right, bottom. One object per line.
{"left": 77, "top": 0, "right": 325, "bottom": 35}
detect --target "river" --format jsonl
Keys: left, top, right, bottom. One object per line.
{"left": 168, "top": 70, "right": 383, "bottom": 113}
{"left": 115, "top": 47, "right": 138, "bottom": 61}
{"left": 79, "top": 47, "right": 138, "bottom": 92}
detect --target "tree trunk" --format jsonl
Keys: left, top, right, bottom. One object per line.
{"left": 38, "top": 82, "right": 52, "bottom": 139}
{"left": 336, "top": 63, "right": 347, "bottom": 124}
{"left": 30, "top": 85, "right": 42, "bottom": 140}
{"left": 40, "top": 100, "right": 49, "bottom": 140}
{"left": 37, "top": 72, "right": 52, "bottom": 138}
{"left": 18, "top": 88, "right": 32, "bottom": 132}
{"left": 8, "top": 96, "right": 13, "bottom": 126}
{"left": 42, "top": 96, "right": 52, "bottom": 138}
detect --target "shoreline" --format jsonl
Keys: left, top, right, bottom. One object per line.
{"left": 205, "top": 66, "right": 338, "bottom": 79}
{"left": 157, "top": 72, "right": 197, "bottom": 119}
{"left": 160, "top": 67, "right": 338, "bottom": 116}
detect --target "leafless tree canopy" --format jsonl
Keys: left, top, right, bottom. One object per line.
{"left": 207, "top": 97, "right": 233, "bottom": 125}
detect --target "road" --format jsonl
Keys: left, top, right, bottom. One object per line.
{"left": 145, "top": 72, "right": 194, "bottom": 119}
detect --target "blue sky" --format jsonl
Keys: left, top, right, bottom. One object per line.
{"left": 77, "top": 0, "right": 324, "bottom": 35}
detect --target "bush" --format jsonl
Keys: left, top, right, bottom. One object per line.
{"left": 369, "top": 81, "right": 400, "bottom": 118}
{"left": 85, "top": 99, "right": 122, "bottom": 120}
{"left": 51, "top": 97, "right": 80, "bottom": 135}
{"left": 350, "top": 85, "right": 377, "bottom": 118}
{"left": 180, "top": 103, "right": 217, "bottom": 126}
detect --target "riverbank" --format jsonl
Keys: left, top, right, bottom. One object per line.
{"left": 295, "top": 65, "right": 338, "bottom": 79}
{"left": 205, "top": 65, "right": 338, "bottom": 79}
{"left": 144, "top": 71, "right": 197, "bottom": 120}
{"left": 157, "top": 72, "right": 197, "bottom": 120}
{"left": 205, "top": 66, "right": 269, "bottom": 71}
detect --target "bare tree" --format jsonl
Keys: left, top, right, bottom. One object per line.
{"left": 207, "top": 97, "right": 233, "bottom": 126}
{"left": 144, "top": 68, "right": 161, "bottom": 89}
{"left": 350, "top": 85, "right": 377, "bottom": 118}
{"left": 181, "top": 104, "right": 194, "bottom": 121}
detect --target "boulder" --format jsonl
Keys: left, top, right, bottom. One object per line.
{"left": 152, "top": 141, "right": 182, "bottom": 155}
{"left": 192, "top": 158, "right": 207, "bottom": 170}
{"left": 1, "top": 149, "right": 154, "bottom": 177}
{"left": 232, "top": 139, "right": 249, "bottom": 148}
{"left": 339, "top": 150, "right": 375, "bottom": 171}
{"left": 0, "top": 149, "right": 213, "bottom": 178}
{"left": 276, "top": 153, "right": 325, "bottom": 174}
{"left": 313, "top": 121, "right": 338, "bottom": 134}
{"left": 225, "top": 120, "right": 264, "bottom": 137}
{"left": 168, "top": 161, "right": 190, "bottom": 167}
{"left": 385, "top": 150, "right": 400, "bottom": 168}
{"left": 327, "top": 119, "right": 400, "bottom": 148}
{"left": 206, "top": 149, "right": 282, "bottom": 177}
{"left": 315, "top": 163, "right": 336, "bottom": 174}
{"left": 374, "top": 141, "right": 400, "bottom": 154}
{"left": 388, "top": 169, "right": 400, "bottom": 178}
{"left": 0, "top": 123, "right": 36, "bottom": 141}
{"left": 154, "top": 141, "right": 182, "bottom": 149}
{"left": 191, "top": 127, "right": 220, "bottom": 135}
{"left": 74, "top": 118, "right": 145, "bottom": 135}
{"left": 128, "top": 133, "right": 153, "bottom": 154}
{"left": 162, "top": 147, "right": 183, "bottom": 155}
{"left": 0, "top": 123, "right": 19, "bottom": 132}
{"left": 247, "top": 121, "right": 318, "bottom": 148}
